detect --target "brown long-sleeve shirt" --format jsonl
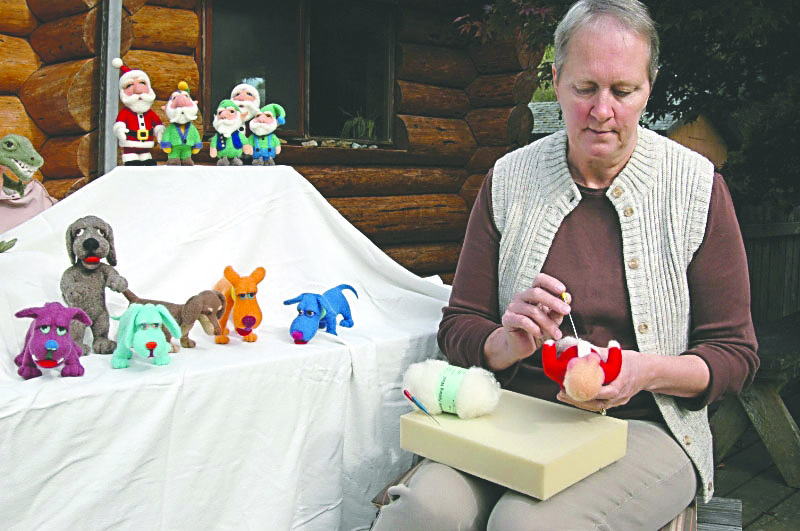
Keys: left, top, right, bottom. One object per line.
{"left": 438, "top": 170, "right": 759, "bottom": 421}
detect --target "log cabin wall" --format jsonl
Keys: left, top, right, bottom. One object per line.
{"left": 0, "top": 0, "right": 134, "bottom": 198}
{"left": 8, "top": 0, "right": 539, "bottom": 283}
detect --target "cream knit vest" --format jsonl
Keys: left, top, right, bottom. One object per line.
{"left": 492, "top": 127, "right": 716, "bottom": 501}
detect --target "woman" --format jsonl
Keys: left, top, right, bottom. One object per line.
{"left": 372, "top": 1, "right": 759, "bottom": 529}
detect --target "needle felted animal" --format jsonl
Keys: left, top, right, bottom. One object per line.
{"left": 60, "top": 215, "right": 128, "bottom": 355}
{"left": 14, "top": 302, "right": 92, "bottom": 380}
{"left": 123, "top": 289, "right": 227, "bottom": 349}
{"left": 214, "top": 266, "right": 265, "bottom": 344}
{"left": 0, "top": 133, "right": 54, "bottom": 234}
{"left": 111, "top": 303, "right": 181, "bottom": 368}
{"left": 283, "top": 284, "right": 357, "bottom": 344}
{"left": 542, "top": 337, "right": 622, "bottom": 402}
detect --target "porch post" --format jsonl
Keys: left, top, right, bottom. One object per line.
{"left": 97, "top": 0, "right": 123, "bottom": 177}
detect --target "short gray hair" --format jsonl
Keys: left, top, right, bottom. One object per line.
{"left": 554, "top": 0, "right": 659, "bottom": 83}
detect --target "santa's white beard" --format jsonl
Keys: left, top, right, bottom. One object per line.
{"left": 213, "top": 117, "right": 242, "bottom": 136}
{"left": 120, "top": 89, "right": 156, "bottom": 114}
{"left": 166, "top": 104, "right": 199, "bottom": 124}
{"left": 234, "top": 100, "right": 260, "bottom": 122}
{"left": 250, "top": 121, "right": 277, "bottom": 136}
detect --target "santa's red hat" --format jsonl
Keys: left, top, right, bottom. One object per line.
{"left": 112, "top": 57, "right": 151, "bottom": 88}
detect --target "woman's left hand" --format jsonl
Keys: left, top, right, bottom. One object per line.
{"left": 557, "top": 348, "right": 651, "bottom": 414}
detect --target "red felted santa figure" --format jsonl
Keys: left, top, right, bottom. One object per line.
{"left": 111, "top": 58, "right": 165, "bottom": 166}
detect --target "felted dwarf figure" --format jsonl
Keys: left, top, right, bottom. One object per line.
{"left": 160, "top": 81, "right": 203, "bottom": 166}
{"left": 248, "top": 104, "right": 285, "bottom": 166}
{"left": 231, "top": 83, "right": 260, "bottom": 164}
{"left": 111, "top": 58, "right": 164, "bottom": 166}
{"left": 209, "top": 100, "right": 253, "bottom": 166}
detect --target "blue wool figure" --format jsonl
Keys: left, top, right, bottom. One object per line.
{"left": 111, "top": 303, "right": 181, "bottom": 368}
{"left": 283, "top": 284, "right": 357, "bottom": 344}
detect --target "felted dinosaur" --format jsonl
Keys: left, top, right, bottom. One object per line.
{"left": 0, "top": 134, "right": 55, "bottom": 235}
{"left": 1, "top": 134, "right": 43, "bottom": 197}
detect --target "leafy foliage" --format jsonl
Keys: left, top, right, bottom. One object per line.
{"left": 456, "top": 0, "right": 800, "bottom": 212}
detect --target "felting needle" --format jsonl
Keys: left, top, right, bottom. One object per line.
{"left": 562, "top": 291, "right": 579, "bottom": 339}
{"left": 403, "top": 389, "right": 441, "bottom": 425}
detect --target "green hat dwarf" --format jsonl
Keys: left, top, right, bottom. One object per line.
{"left": 260, "top": 103, "right": 286, "bottom": 125}
{"left": 216, "top": 99, "right": 241, "bottom": 112}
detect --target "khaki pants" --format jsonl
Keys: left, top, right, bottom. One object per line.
{"left": 372, "top": 420, "right": 696, "bottom": 531}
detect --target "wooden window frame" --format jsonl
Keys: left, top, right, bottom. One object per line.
{"left": 199, "top": 0, "right": 395, "bottom": 144}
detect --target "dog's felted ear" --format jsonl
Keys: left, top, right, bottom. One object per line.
{"left": 316, "top": 294, "right": 335, "bottom": 318}
{"left": 250, "top": 267, "right": 266, "bottom": 284}
{"left": 283, "top": 295, "right": 302, "bottom": 306}
{"left": 223, "top": 265, "right": 240, "bottom": 284}
{"left": 71, "top": 307, "right": 92, "bottom": 326}
{"left": 15, "top": 306, "right": 42, "bottom": 319}
{"left": 104, "top": 222, "right": 118, "bottom": 266}
{"left": 119, "top": 304, "right": 142, "bottom": 349}
{"left": 156, "top": 304, "right": 181, "bottom": 338}
{"left": 214, "top": 291, "right": 226, "bottom": 318}
{"left": 65, "top": 222, "right": 77, "bottom": 264}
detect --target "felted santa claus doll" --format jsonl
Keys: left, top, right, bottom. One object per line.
{"left": 111, "top": 58, "right": 165, "bottom": 166}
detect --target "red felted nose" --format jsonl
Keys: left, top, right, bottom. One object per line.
{"left": 145, "top": 341, "right": 157, "bottom": 350}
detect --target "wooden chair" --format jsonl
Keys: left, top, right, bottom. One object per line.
{"left": 709, "top": 311, "right": 800, "bottom": 487}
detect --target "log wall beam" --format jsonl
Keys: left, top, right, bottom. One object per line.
{"left": 327, "top": 194, "right": 468, "bottom": 244}
{"left": 395, "top": 81, "right": 469, "bottom": 118}
{"left": 460, "top": 173, "right": 488, "bottom": 210}
{"left": 123, "top": 0, "right": 147, "bottom": 16}
{"left": 27, "top": 0, "right": 99, "bottom": 22}
{"left": 294, "top": 165, "right": 468, "bottom": 197}
{"left": 30, "top": 8, "right": 134, "bottom": 64}
{"left": 39, "top": 132, "right": 98, "bottom": 179}
{"left": 467, "top": 71, "right": 537, "bottom": 108}
{"left": 43, "top": 177, "right": 88, "bottom": 200}
{"left": 381, "top": 242, "right": 462, "bottom": 275}
{"left": 467, "top": 146, "right": 508, "bottom": 174}
{"left": 131, "top": 5, "right": 200, "bottom": 55}
{"left": 394, "top": 114, "right": 476, "bottom": 166}
{"left": 0, "top": 95, "right": 47, "bottom": 149}
{"left": 466, "top": 105, "right": 533, "bottom": 147}
{"left": 0, "top": 0, "right": 39, "bottom": 36}
{"left": 20, "top": 58, "right": 99, "bottom": 136}
{"left": 469, "top": 39, "right": 543, "bottom": 75}
{"left": 0, "top": 35, "right": 40, "bottom": 94}
{"left": 397, "top": 43, "right": 476, "bottom": 88}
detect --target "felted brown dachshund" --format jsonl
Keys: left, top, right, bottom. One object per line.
{"left": 123, "top": 289, "right": 226, "bottom": 349}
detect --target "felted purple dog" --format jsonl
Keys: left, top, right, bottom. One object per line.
{"left": 14, "top": 302, "right": 92, "bottom": 380}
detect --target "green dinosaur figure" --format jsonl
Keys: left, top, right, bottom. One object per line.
{"left": 1, "top": 134, "right": 44, "bottom": 198}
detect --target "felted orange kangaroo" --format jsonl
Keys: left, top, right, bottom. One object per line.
{"left": 214, "top": 265, "right": 265, "bottom": 343}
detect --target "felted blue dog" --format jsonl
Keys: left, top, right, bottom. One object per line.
{"left": 283, "top": 284, "right": 358, "bottom": 344}
{"left": 111, "top": 303, "right": 181, "bottom": 368}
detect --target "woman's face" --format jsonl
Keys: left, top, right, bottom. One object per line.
{"left": 553, "top": 17, "right": 652, "bottom": 171}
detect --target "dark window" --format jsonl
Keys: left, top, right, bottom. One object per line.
{"left": 205, "top": 0, "right": 394, "bottom": 143}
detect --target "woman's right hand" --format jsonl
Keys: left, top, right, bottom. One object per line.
{"left": 483, "top": 273, "right": 571, "bottom": 371}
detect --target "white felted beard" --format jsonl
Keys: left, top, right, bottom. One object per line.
{"left": 213, "top": 117, "right": 242, "bottom": 136}
{"left": 249, "top": 119, "right": 277, "bottom": 136}
{"left": 120, "top": 89, "right": 155, "bottom": 114}
{"left": 403, "top": 359, "right": 501, "bottom": 419}
{"left": 165, "top": 102, "right": 198, "bottom": 124}
{"left": 234, "top": 100, "right": 260, "bottom": 122}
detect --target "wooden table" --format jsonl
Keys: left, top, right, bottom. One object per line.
{"left": 710, "top": 311, "right": 800, "bottom": 487}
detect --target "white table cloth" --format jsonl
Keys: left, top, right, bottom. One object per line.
{"left": 0, "top": 166, "right": 451, "bottom": 530}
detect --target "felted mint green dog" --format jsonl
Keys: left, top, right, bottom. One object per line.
{"left": 111, "top": 303, "right": 181, "bottom": 368}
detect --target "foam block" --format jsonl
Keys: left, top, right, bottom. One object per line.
{"left": 400, "top": 389, "right": 628, "bottom": 500}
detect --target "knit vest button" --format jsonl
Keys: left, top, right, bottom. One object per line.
{"left": 684, "top": 435, "right": 692, "bottom": 445}
{"left": 624, "top": 207, "right": 635, "bottom": 217}
{"left": 628, "top": 258, "right": 639, "bottom": 269}
{"left": 638, "top": 323, "right": 649, "bottom": 333}
{"left": 612, "top": 186, "right": 623, "bottom": 198}
{"left": 707, "top": 481, "right": 713, "bottom": 491}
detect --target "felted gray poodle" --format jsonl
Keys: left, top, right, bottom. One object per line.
{"left": 60, "top": 215, "right": 128, "bottom": 354}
